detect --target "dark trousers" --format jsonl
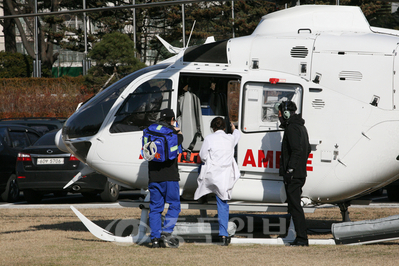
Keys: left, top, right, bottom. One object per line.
{"left": 285, "top": 177, "right": 308, "bottom": 241}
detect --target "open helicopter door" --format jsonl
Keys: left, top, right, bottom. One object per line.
{"left": 175, "top": 73, "right": 242, "bottom": 198}
{"left": 233, "top": 81, "right": 303, "bottom": 203}
{"left": 176, "top": 74, "right": 242, "bottom": 155}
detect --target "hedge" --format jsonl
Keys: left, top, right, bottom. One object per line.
{"left": 0, "top": 77, "right": 94, "bottom": 119}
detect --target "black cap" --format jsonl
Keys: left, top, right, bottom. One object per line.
{"left": 160, "top": 108, "right": 175, "bottom": 119}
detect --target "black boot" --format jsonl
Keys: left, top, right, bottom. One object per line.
{"left": 151, "top": 238, "right": 161, "bottom": 248}
{"left": 289, "top": 238, "right": 309, "bottom": 247}
{"left": 161, "top": 232, "right": 179, "bottom": 248}
{"left": 221, "top": 236, "right": 231, "bottom": 246}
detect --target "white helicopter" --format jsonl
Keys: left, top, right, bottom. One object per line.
{"left": 58, "top": 4, "right": 399, "bottom": 244}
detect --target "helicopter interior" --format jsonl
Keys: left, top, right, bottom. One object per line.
{"left": 110, "top": 73, "right": 241, "bottom": 155}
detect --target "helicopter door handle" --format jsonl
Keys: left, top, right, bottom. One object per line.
{"left": 298, "top": 28, "right": 312, "bottom": 34}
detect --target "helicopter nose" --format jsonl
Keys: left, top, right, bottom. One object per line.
{"left": 62, "top": 138, "right": 92, "bottom": 163}
{"left": 55, "top": 129, "right": 69, "bottom": 152}
{"left": 61, "top": 97, "right": 111, "bottom": 163}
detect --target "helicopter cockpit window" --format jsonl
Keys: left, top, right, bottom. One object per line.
{"left": 242, "top": 82, "right": 302, "bottom": 132}
{"left": 110, "top": 79, "right": 172, "bottom": 133}
{"left": 63, "top": 64, "right": 170, "bottom": 139}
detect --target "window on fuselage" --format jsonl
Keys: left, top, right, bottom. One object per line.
{"left": 242, "top": 82, "right": 302, "bottom": 132}
{"left": 110, "top": 79, "right": 173, "bottom": 133}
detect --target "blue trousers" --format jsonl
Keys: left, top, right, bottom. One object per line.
{"left": 216, "top": 195, "right": 229, "bottom": 237}
{"left": 148, "top": 181, "right": 181, "bottom": 239}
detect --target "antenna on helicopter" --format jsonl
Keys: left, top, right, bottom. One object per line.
{"left": 186, "top": 20, "right": 196, "bottom": 48}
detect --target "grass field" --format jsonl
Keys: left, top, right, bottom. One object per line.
{"left": 0, "top": 207, "right": 398, "bottom": 265}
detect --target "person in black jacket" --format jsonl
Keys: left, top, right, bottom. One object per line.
{"left": 148, "top": 108, "right": 183, "bottom": 248}
{"left": 278, "top": 101, "right": 311, "bottom": 247}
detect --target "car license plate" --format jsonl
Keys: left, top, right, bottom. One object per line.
{"left": 37, "top": 158, "right": 64, "bottom": 165}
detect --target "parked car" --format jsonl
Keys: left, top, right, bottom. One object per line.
{"left": 16, "top": 130, "right": 120, "bottom": 203}
{"left": 0, "top": 124, "right": 41, "bottom": 202}
{"left": 0, "top": 117, "right": 66, "bottom": 135}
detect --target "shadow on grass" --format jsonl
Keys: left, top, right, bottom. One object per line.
{"left": 0, "top": 215, "right": 342, "bottom": 238}
{"left": 3, "top": 215, "right": 398, "bottom": 246}
{"left": 0, "top": 219, "right": 119, "bottom": 235}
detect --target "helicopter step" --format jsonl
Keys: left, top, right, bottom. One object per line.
{"left": 118, "top": 199, "right": 316, "bottom": 213}
{"left": 332, "top": 214, "right": 399, "bottom": 245}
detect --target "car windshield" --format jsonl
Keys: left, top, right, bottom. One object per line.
{"left": 33, "top": 132, "right": 56, "bottom": 146}
{"left": 29, "top": 124, "right": 59, "bottom": 135}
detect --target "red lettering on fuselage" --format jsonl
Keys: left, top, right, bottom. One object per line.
{"left": 242, "top": 149, "right": 256, "bottom": 167}
{"left": 242, "top": 149, "right": 313, "bottom": 171}
{"left": 276, "top": 151, "right": 281, "bottom": 169}
{"left": 306, "top": 153, "right": 313, "bottom": 171}
{"left": 258, "top": 150, "right": 273, "bottom": 168}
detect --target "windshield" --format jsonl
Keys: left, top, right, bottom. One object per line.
{"left": 110, "top": 79, "right": 173, "bottom": 133}
{"left": 63, "top": 64, "right": 170, "bottom": 139}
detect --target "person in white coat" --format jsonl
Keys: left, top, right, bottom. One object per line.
{"left": 194, "top": 117, "right": 241, "bottom": 246}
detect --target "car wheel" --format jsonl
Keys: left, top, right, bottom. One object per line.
{"left": 100, "top": 181, "right": 119, "bottom": 202}
{"left": 81, "top": 192, "right": 98, "bottom": 200}
{"left": 369, "top": 188, "right": 383, "bottom": 197}
{"left": 23, "top": 189, "right": 43, "bottom": 204}
{"left": 387, "top": 186, "right": 399, "bottom": 202}
{"left": 1, "top": 174, "right": 19, "bottom": 202}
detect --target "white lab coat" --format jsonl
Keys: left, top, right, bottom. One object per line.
{"left": 194, "top": 129, "right": 241, "bottom": 201}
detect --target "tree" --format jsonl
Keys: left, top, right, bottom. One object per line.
{"left": 149, "top": 0, "right": 399, "bottom": 63}
{"left": 0, "top": 0, "right": 136, "bottom": 77}
{"left": 149, "top": 0, "right": 280, "bottom": 63}
{"left": 85, "top": 31, "right": 146, "bottom": 91}
{"left": 0, "top": 51, "right": 33, "bottom": 78}
{"left": 233, "top": 0, "right": 280, "bottom": 36}
{"left": 1, "top": 0, "right": 398, "bottom": 78}
{"left": 59, "top": 0, "right": 134, "bottom": 53}
{"left": 0, "top": 0, "right": 281, "bottom": 73}
{"left": 0, "top": 0, "right": 65, "bottom": 77}
{"left": 2, "top": 1, "right": 16, "bottom": 53}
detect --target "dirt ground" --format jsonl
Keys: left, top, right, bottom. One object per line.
{"left": 0, "top": 207, "right": 398, "bottom": 266}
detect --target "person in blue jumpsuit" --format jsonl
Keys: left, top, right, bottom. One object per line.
{"left": 148, "top": 108, "right": 183, "bottom": 248}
